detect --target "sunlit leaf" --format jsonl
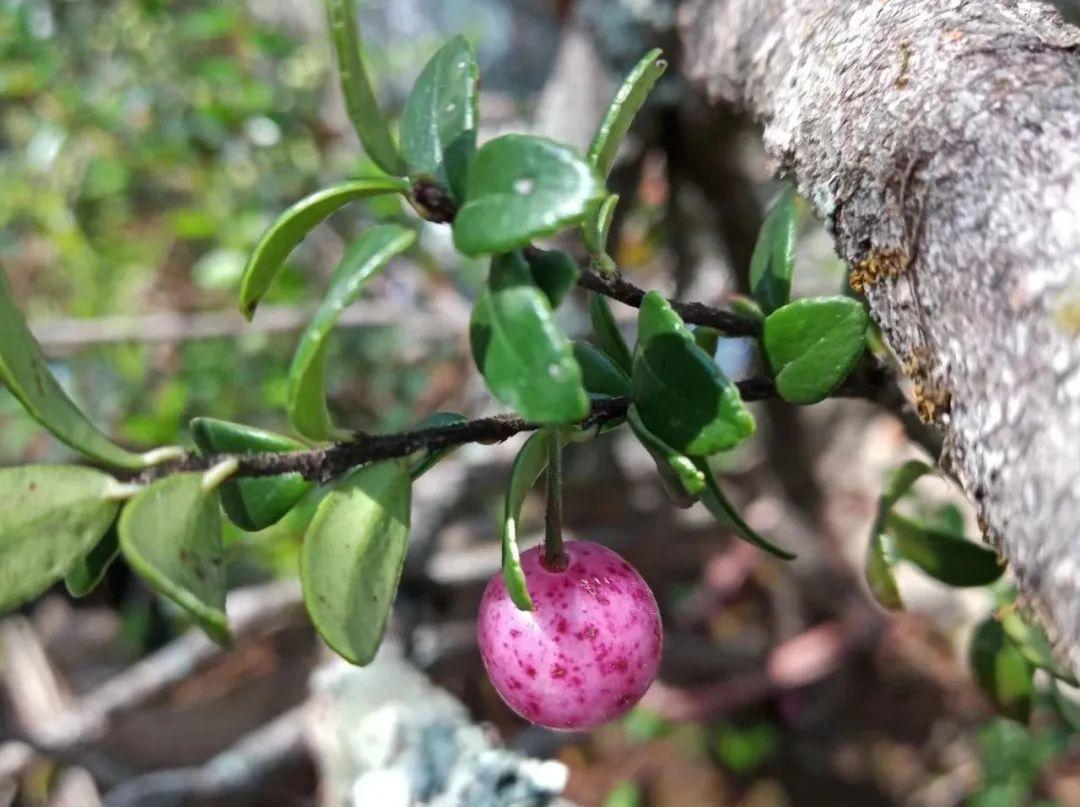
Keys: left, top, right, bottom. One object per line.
{"left": 191, "top": 417, "right": 312, "bottom": 531}
{"left": 470, "top": 252, "right": 589, "bottom": 424}
{"left": 583, "top": 193, "right": 619, "bottom": 273}
{"left": 1001, "top": 609, "right": 1077, "bottom": 684}
{"left": 764, "top": 296, "right": 868, "bottom": 405}
{"left": 0, "top": 466, "right": 122, "bottom": 610}
{"left": 0, "top": 268, "right": 177, "bottom": 470}
{"left": 288, "top": 225, "right": 417, "bottom": 440}
{"left": 300, "top": 460, "right": 412, "bottom": 664}
{"left": 238, "top": 179, "right": 410, "bottom": 320}
{"left": 587, "top": 48, "right": 666, "bottom": 179}
{"left": 400, "top": 36, "right": 478, "bottom": 202}
{"left": 326, "top": 0, "right": 405, "bottom": 175}
{"left": 749, "top": 186, "right": 801, "bottom": 315}
{"left": 453, "top": 135, "right": 604, "bottom": 256}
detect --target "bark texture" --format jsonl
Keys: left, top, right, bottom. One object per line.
{"left": 678, "top": 0, "right": 1080, "bottom": 666}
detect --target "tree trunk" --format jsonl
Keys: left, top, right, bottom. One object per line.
{"left": 677, "top": 0, "right": 1080, "bottom": 669}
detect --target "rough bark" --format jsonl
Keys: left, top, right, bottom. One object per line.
{"left": 677, "top": 0, "right": 1080, "bottom": 667}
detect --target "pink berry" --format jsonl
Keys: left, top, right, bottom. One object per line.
{"left": 477, "top": 540, "right": 663, "bottom": 730}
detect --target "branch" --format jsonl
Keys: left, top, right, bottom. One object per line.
{"left": 678, "top": 0, "right": 1080, "bottom": 668}
{"left": 413, "top": 180, "right": 762, "bottom": 337}
{"left": 576, "top": 267, "right": 761, "bottom": 336}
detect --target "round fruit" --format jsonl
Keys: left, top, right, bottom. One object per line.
{"left": 477, "top": 540, "right": 663, "bottom": 730}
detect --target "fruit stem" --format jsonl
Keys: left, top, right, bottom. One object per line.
{"left": 543, "top": 428, "right": 568, "bottom": 572}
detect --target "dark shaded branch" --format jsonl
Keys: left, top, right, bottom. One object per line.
{"left": 576, "top": 267, "right": 762, "bottom": 336}
{"left": 132, "top": 373, "right": 903, "bottom": 487}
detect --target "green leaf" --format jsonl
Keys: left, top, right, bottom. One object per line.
{"left": 626, "top": 405, "right": 704, "bottom": 509}
{"left": 697, "top": 459, "right": 796, "bottom": 560}
{"left": 502, "top": 430, "right": 565, "bottom": 611}
{"left": 453, "top": 135, "right": 604, "bottom": 256}
{"left": 65, "top": 522, "right": 120, "bottom": 598}
{"left": 583, "top": 193, "right": 619, "bottom": 273}
{"left": 400, "top": 36, "right": 478, "bottom": 202}
{"left": 587, "top": 48, "right": 667, "bottom": 179}
{"left": 288, "top": 225, "right": 417, "bottom": 440}
{"left": 0, "top": 466, "right": 122, "bottom": 610}
{"left": 588, "top": 292, "right": 633, "bottom": 375}
{"left": 191, "top": 418, "right": 312, "bottom": 531}
{"left": 525, "top": 249, "right": 581, "bottom": 309}
{"left": 325, "top": 0, "right": 405, "bottom": 175}
{"left": 970, "top": 618, "right": 1034, "bottom": 722}
{"left": 885, "top": 512, "right": 1004, "bottom": 587}
{"left": 1052, "top": 679, "right": 1080, "bottom": 730}
{"left": 1000, "top": 609, "right": 1078, "bottom": 684}
{"left": 865, "top": 531, "right": 903, "bottom": 609}
{"left": 238, "top": 179, "right": 410, "bottom": 320}
{"left": 470, "top": 253, "right": 589, "bottom": 424}
{"left": 749, "top": 186, "right": 801, "bottom": 315}
{"left": 573, "top": 341, "right": 632, "bottom": 399}
{"left": 0, "top": 268, "right": 176, "bottom": 471}
{"left": 118, "top": 468, "right": 233, "bottom": 644}
{"left": 693, "top": 326, "right": 720, "bottom": 357}
{"left": 300, "top": 460, "right": 412, "bottom": 665}
{"left": 880, "top": 460, "right": 935, "bottom": 513}
{"left": 763, "top": 296, "right": 869, "bottom": 405}
{"left": 409, "top": 411, "right": 469, "bottom": 479}
{"left": 633, "top": 291, "right": 755, "bottom": 456}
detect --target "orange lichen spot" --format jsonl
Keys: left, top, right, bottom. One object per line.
{"left": 850, "top": 248, "right": 908, "bottom": 294}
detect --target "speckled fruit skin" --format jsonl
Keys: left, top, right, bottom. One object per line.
{"left": 478, "top": 540, "right": 663, "bottom": 730}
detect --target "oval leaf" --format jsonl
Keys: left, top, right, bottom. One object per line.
{"left": 588, "top": 292, "right": 633, "bottom": 375}
{"left": 301, "top": 460, "right": 412, "bottom": 665}
{"left": 749, "top": 186, "right": 801, "bottom": 315}
{"left": 627, "top": 405, "right": 704, "bottom": 509}
{"left": 191, "top": 417, "right": 312, "bottom": 531}
{"left": 288, "top": 225, "right": 417, "bottom": 440}
{"left": 65, "top": 522, "right": 120, "bottom": 598}
{"left": 633, "top": 291, "right": 755, "bottom": 456}
{"left": 0, "top": 269, "right": 174, "bottom": 470}
{"left": 326, "top": 0, "right": 405, "bottom": 175}
{"left": 587, "top": 48, "right": 667, "bottom": 179}
{"left": 453, "top": 135, "right": 604, "bottom": 256}
{"left": 400, "top": 35, "right": 478, "bottom": 202}
{"left": 764, "top": 296, "right": 869, "bottom": 405}
{"left": 118, "top": 470, "right": 232, "bottom": 644}
{"left": 573, "top": 341, "right": 632, "bottom": 399}
{"left": 885, "top": 512, "right": 1004, "bottom": 587}
{"left": 238, "top": 179, "right": 410, "bottom": 320}
{"left": 470, "top": 253, "right": 589, "bottom": 424}
{"left": 970, "top": 618, "right": 1034, "bottom": 722}
{"left": 0, "top": 466, "right": 121, "bottom": 610}
{"left": 697, "top": 459, "right": 796, "bottom": 560}
{"left": 526, "top": 249, "right": 581, "bottom": 309}
{"left": 880, "top": 460, "right": 935, "bottom": 514}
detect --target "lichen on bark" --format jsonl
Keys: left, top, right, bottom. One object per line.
{"left": 678, "top": 0, "right": 1080, "bottom": 669}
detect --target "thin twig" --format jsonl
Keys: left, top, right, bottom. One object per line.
{"left": 575, "top": 267, "right": 762, "bottom": 336}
